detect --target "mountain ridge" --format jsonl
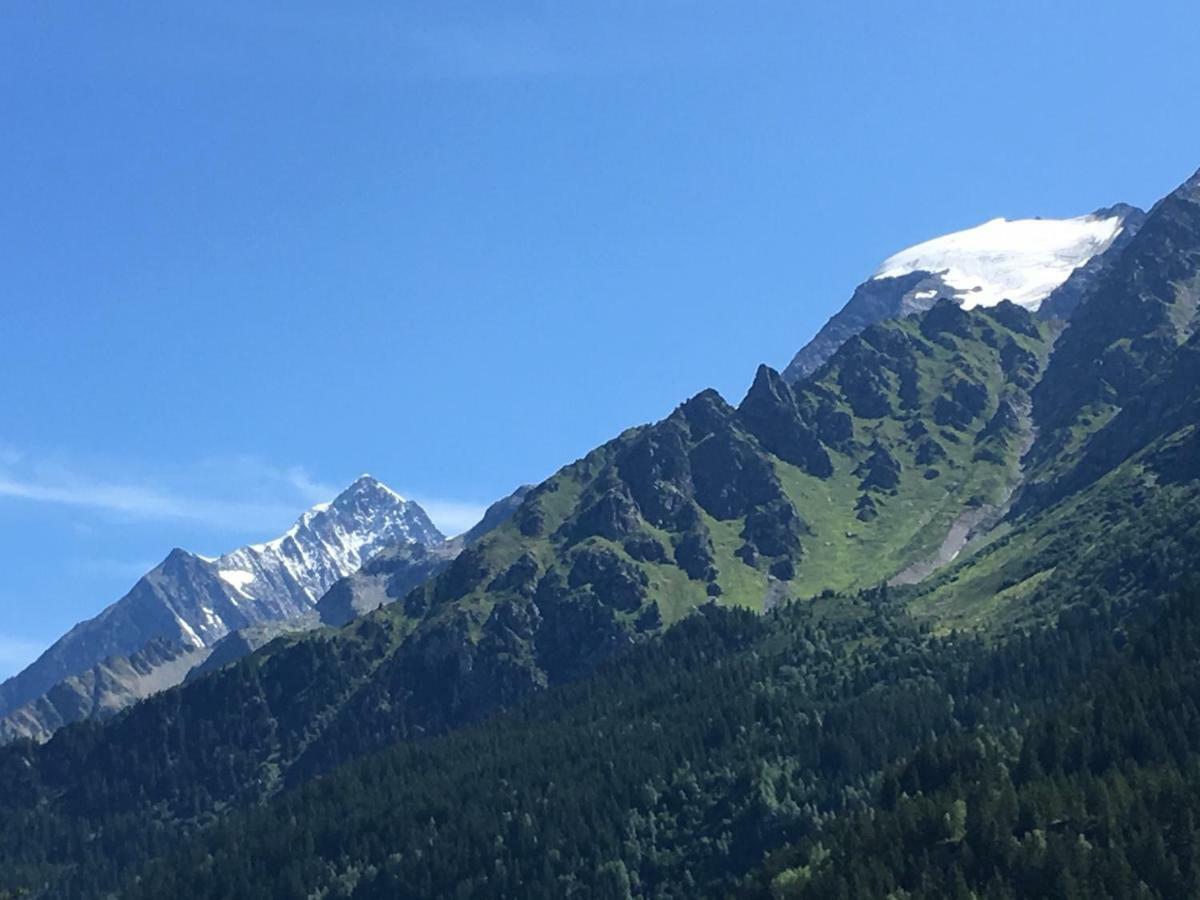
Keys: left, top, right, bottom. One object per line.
{"left": 782, "top": 203, "right": 1146, "bottom": 382}
{"left": 0, "top": 475, "right": 443, "bottom": 742}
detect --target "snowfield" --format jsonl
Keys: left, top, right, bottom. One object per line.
{"left": 873, "top": 213, "right": 1126, "bottom": 309}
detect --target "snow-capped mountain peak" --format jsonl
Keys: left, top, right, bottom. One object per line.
{"left": 347, "top": 472, "right": 406, "bottom": 501}
{"left": 872, "top": 212, "right": 1126, "bottom": 310}
{"left": 222, "top": 475, "right": 443, "bottom": 612}
{"left": 0, "top": 476, "right": 444, "bottom": 728}
{"left": 782, "top": 203, "right": 1146, "bottom": 382}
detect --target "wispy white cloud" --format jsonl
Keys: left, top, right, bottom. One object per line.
{"left": 0, "top": 471, "right": 299, "bottom": 532}
{"left": 279, "top": 464, "right": 338, "bottom": 504}
{"left": 0, "top": 447, "right": 335, "bottom": 535}
{"left": 0, "top": 441, "right": 493, "bottom": 544}
{"left": 411, "top": 497, "right": 488, "bottom": 538}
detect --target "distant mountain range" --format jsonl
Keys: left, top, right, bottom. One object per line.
{"left": 0, "top": 476, "right": 527, "bottom": 743}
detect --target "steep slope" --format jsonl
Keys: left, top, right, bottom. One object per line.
{"left": 0, "top": 638, "right": 210, "bottom": 744}
{"left": 0, "top": 301, "right": 1050, "bottom": 889}
{"left": 1022, "top": 168, "right": 1200, "bottom": 491}
{"left": 783, "top": 205, "right": 1143, "bottom": 382}
{"left": 10, "top": 519, "right": 1200, "bottom": 899}
{"left": 0, "top": 475, "right": 442, "bottom": 742}
{"left": 315, "top": 486, "right": 533, "bottom": 627}
{"left": 113, "top": 582, "right": 1200, "bottom": 900}
{"left": 911, "top": 332, "right": 1200, "bottom": 634}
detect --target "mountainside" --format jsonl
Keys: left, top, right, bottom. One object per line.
{"left": 0, "top": 298, "right": 1058, "bottom": 892}
{"left": 0, "top": 637, "right": 211, "bottom": 746}
{"left": 1023, "top": 169, "right": 1200, "bottom": 491}
{"left": 315, "top": 486, "right": 534, "bottom": 628}
{"left": 0, "top": 475, "right": 443, "bottom": 742}
{"left": 3, "top": 166, "right": 1200, "bottom": 898}
{"left": 783, "top": 205, "right": 1145, "bottom": 382}
{"left": 116, "top": 578, "right": 1200, "bottom": 900}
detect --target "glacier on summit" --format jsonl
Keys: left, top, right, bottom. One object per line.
{"left": 872, "top": 213, "right": 1126, "bottom": 310}
{"left": 782, "top": 204, "right": 1145, "bottom": 382}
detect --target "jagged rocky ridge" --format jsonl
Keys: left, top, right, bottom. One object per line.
{"left": 0, "top": 476, "right": 445, "bottom": 742}
{"left": 314, "top": 486, "right": 533, "bottom": 628}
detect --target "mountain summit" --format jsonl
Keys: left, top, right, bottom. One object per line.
{"left": 872, "top": 211, "right": 1126, "bottom": 309}
{"left": 783, "top": 204, "right": 1146, "bottom": 381}
{"left": 213, "top": 474, "right": 443, "bottom": 617}
{"left": 0, "top": 475, "right": 442, "bottom": 741}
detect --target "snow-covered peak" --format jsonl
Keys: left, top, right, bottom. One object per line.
{"left": 873, "top": 212, "right": 1128, "bottom": 310}
{"left": 331, "top": 474, "right": 409, "bottom": 514}
{"left": 0, "top": 475, "right": 448, "bottom": 738}
{"left": 223, "top": 477, "right": 443, "bottom": 610}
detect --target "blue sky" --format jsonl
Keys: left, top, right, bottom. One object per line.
{"left": 2, "top": 1, "right": 1199, "bottom": 677}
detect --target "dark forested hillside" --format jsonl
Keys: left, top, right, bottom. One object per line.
{"left": 3, "top": 431, "right": 1200, "bottom": 897}
{"left": 92, "top": 584, "right": 1200, "bottom": 899}
{"left": 746, "top": 585, "right": 1200, "bottom": 900}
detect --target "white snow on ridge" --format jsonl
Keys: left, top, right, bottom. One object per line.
{"left": 218, "top": 569, "right": 256, "bottom": 596}
{"left": 358, "top": 473, "right": 406, "bottom": 503}
{"left": 208, "top": 475, "right": 440, "bottom": 623}
{"left": 873, "top": 213, "right": 1125, "bottom": 310}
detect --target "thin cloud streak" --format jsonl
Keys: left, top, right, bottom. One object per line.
{"left": 0, "top": 473, "right": 301, "bottom": 532}
{"left": 0, "top": 442, "right": 493, "bottom": 543}
{"left": 0, "top": 449, "right": 336, "bottom": 534}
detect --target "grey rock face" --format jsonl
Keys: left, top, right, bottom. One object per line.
{"left": 0, "top": 475, "right": 443, "bottom": 742}
{"left": 315, "top": 484, "right": 534, "bottom": 628}
{"left": 0, "top": 637, "right": 210, "bottom": 743}
{"left": 783, "top": 271, "right": 946, "bottom": 382}
{"left": 315, "top": 543, "right": 459, "bottom": 628}
{"left": 1037, "top": 204, "right": 1148, "bottom": 321}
